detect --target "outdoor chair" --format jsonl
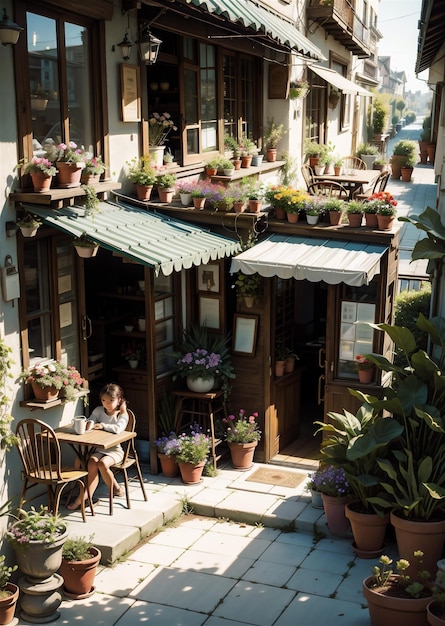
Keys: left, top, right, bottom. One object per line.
{"left": 341, "top": 156, "right": 367, "bottom": 171}
{"left": 307, "top": 181, "right": 349, "bottom": 199}
{"left": 15, "top": 418, "right": 93, "bottom": 522}
{"left": 301, "top": 163, "right": 315, "bottom": 190}
{"left": 353, "top": 171, "right": 390, "bottom": 200}
{"left": 108, "top": 409, "right": 148, "bottom": 515}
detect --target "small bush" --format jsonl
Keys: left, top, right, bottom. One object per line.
{"left": 393, "top": 283, "right": 431, "bottom": 367}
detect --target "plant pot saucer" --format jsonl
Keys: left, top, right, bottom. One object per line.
{"left": 352, "top": 541, "right": 386, "bottom": 559}
{"left": 181, "top": 478, "right": 203, "bottom": 485}
{"left": 62, "top": 585, "right": 96, "bottom": 600}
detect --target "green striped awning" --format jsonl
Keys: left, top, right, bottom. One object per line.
{"left": 24, "top": 200, "right": 241, "bottom": 276}
{"left": 185, "top": 0, "right": 324, "bottom": 60}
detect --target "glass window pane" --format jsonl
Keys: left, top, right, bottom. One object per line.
{"left": 24, "top": 241, "right": 52, "bottom": 362}
{"left": 57, "top": 241, "right": 79, "bottom": 367}
{"left": 186, "top": 128, "right": 199, "bottom": 155}
{"left": 184, "top": 69, "right": 198, "bottom": 124}
{"left": 65, "top": 22, "right": 92, "bottom": 152}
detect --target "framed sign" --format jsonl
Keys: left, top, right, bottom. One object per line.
{"left": 197, "top": 263, "right": 220, "bottom": 293}
{"left": 120, "top": 63, "right": 141, "bottom": 122}
{"left": 233, "top": 314, "right": 258, "bottom": 356}
{"left": 199, "top": 296, "right": 222, "bottom": 330}
{"left": 268, "top": 65, "right": 289, "bottom": 99}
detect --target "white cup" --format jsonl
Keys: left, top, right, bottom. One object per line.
{"left": 72, "top": 416, "right": 94, "bottom": 435}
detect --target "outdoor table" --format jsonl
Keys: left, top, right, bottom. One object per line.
{"left": 55, "top": 425, "right": 136, "bottom": 469}
{"left": 314, "top": 168, "right": 380, "bottom": 199}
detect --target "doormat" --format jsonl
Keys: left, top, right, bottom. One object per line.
{"left": 246, "top": 467, "right": 306, "bottom": 489}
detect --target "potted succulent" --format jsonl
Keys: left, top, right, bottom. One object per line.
{"left": 73, "top": 232, "right": 99, "bottom": 258}
{"left": 175, "top": 424, "right": 211, "bottom": 484}
{"left": 17, "top": 212, "right": 41, "bottom": 237}
{"left": 126, "top": 156, "right": 157, "bottom": 201}
{"left": 263, "top": 117, "right": 285, "bottom": 162}
{"left": 156, "top": 172, "right": 177, "bottom": 202}
{"left": 223, "top": 408, "right": 261, "bottom": 470}
{"left": 234, "top": 271, "right": 263, "bottom": 308}
{"left": 0, "top": 555, "right": 18, "bottom": 626}
{"left": 60, "top": 534, "right": 101, "bottom": 599}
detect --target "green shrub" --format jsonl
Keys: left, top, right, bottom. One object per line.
{"left": 393, "top": 283, "right": 431, "bottom": 367}
{"left": 62, "top": 534, "right": 95, "bottom": 561}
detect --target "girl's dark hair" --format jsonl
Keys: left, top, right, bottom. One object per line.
{"left": 99, "top": 383, "right": 124, "bottom": 401}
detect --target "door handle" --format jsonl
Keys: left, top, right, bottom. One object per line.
{"left": 318, "top": 347, "right": 326, "bottom": 369}
{"left": 317, "top": 375, "right": 325, "bottom": 405}
{"left": 81, "top": 315, "right": 92, "bottom": 340}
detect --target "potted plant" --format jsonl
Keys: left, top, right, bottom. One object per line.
{"left": 21, "top": 361, "right": 83, "bottom": 402}
{"left": 148, "top": 111, "right": 177, "bottom": 165}
{"left": 365, "top": 191, "right": 398, "bottom": 230}
{"left": 373, "top": 156, "right": 388, "bottom": 171}
{"left": 304, "top": 196, "right": 325, "bottom": 225}
{"left": 156, "top": 172, "right": 177, "bottom": 202}
{"left": 80, "top": 155, "right": 106, "bottom": 184}
{"left": 307, "top": 465, "right": 351, "bottom": 536}
{"left": 126, "top": 157, "right": 157, "bottom": 201}
{"left": 263, "top": 117, "right": 285, "bottom": 162}
{"left": 163, "top": 148, "right": 175, "bottom": 166}
{"left": 333, "top": 156, "right": 343, "bottom": 176}
{"left": 288, "top": 78, "right": 309, "bottom": 100}
{"left": 315, "top": 404, "right": 403, "bottom": 556}
{"left": 234, "top": 271, "right": 263, "bottom": 308}
{"left": 363, "top": 551, "right": 433, "bottom": 626}
{"left": 319, "top": 151, "right": 335, "bottom": 175}
{"left": 372, "top": 95, "right": 390, "bottom": 138}
{"left": 356, "top": 143, "right": 380, "bottom": 169}
{"left": 354, "top": 354, "right": 375, "bottom": 384}
{"left": 350, "top": 315, "right": 445, "bottom": 580}
{"left": 428, "top": 579, "right": 445, "bottom": 625}
{"left": 304, "top": 140, "right": 325, "bottom": 168}
{"left": 246, "top": 181, "right": 264, "bottom": 213}
{"left": 390, "top": 139, "right": 418, "bottom": 179}
{"left": 60, "top": 534, "right": 101, "bottom": 599}
{"left": 238, "top": 134, "right": 257, "bottom": 167}
{"left": 17, "top": 212, "right": 41, "bottom": 237}
{"left": 190, "top": 180, "right": 214, "bottom": 209}
{"left": 229, "top": 181, "right": 249, "bottom": 213}
{"left": 219, "top": 158, "right": 235, "bottom": 177}
{"left": 280, "top": 187, "right": 309, "bottom": 223}
{"left": 154, "top": 432, "right": 181, "bottom": 477}
{"left": 223, "top": 408, "right": 261, "bottom": 470}
{"left": 305, "top": 473, "right": 324, "bottom": 508}
{"left": 325, "top": 198, "right": 346, "bottom": 226}
{"left": 17, "top": 156, "right": 57, "bottom": 192}
{"left": 46, "top": 141, "right": 87, "bottom": 188}
{"left": 401, "top": 152, "right": 418, "bottom": 182}
{"left": 121, "top": 342, "right": 144, "bottom": 369}
{"left": 0, "top": 555, "right": 18, "bottom": 626}
{"left": 175, "top": 423, "right": 211, "bottom": 484}
{"left": 73, "top": 232, "right": 99, "bottom": 258}
{"left": 346, "top": 200, "right": 365, "bottom": 227}
{"left": 176, "top": 179, "right": 195, "bottom": 207}
{"left": 419, "top": 116, "right": 431, "bottom": 164}
{"left": 205, "top": 156, "right": 223, "bottom": 176}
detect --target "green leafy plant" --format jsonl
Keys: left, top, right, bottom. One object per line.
{"left": 62, "top": 534, "right": 95, "bottom": 561}
{"left": 223, "top": 408, "right": 261, "bottom": 443}
{"left": 234, "top": 271, "right": 263, "bottom": 298}
{"left": 82, "top": 156, "right": 106, "bottom": 175}
{"left": 370, "top": 551, "right": 432, "bottom": 599}
{"left": 325, "top": 198, "right": 346, "bottom": 213}
{"left": 346, "top": 200, "right": 365, "bottom": 214}
{"left": 306, "top": 465, "right": 350, "bottom": 497}
{"left": 16, "top": 212, "right": 41, "bottom": 229}
{"left": 73, "top": 232, "right": 99, "bottom": 248}
{"left": 0, "top": 555, "right": 17, "bottom": 597}
{"left": 81, "top": 184, "right": 101, "bottom": 217}
{"left": 16, "top": 156, "right": 57, "bottom": 176}
{"left": 7, "top": 506, "right": 66, "bottom": 545}
{"left": 21, "top": 361, "right": 84, "bottom": 402}
{"left": 356, "top": 143, "right": 379, "bottom": 157}
{"left": 156, "top": 172, "right": 177, "bottom": 189}
{"left": 175, "top": 424, "right": 211, "bottom": 465}
{"left": 126, "top": 157, "right": 157, "bottom": 186}
{"left": 263, "top": 117, "right": 285, "bottom": 150}
{"left": 0, "top": 340, "right": 17, "bottom": 452}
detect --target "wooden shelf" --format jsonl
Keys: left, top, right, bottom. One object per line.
{"left": 10, "top": 181, "right": 121, "bottom": 208}
{"left": 20, "top": 389, "right": 89, "bottom": 411}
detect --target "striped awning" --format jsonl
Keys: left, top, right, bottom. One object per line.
{"left": 24, "top": 200, "right": 241, "bottom": 276}
{"left": 231, "top": 235, "right": 386, "bottom": 286}
{"left": 309, "top": 65, "right": 373, "bottom": 96}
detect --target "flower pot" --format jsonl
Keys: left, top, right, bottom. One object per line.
{"left": 31, "top": 382, "right": 59, "bottom": 402}
{"left": 241, "top": 155, "right": 252, "bottom": 168}
{"left": 158, "top": 453, "right": 179, "bottom": 478}
{"left": 266, "top": 149, "right": 277, "bottom": 162}
{"left": 427, "top": 601, "right": 445, "bottom": 625}
{"left": 148, "top": 146, "right": 165, "bottom": 167}
{"left": 0, "top": 583, "right": 19, "bottom": 625}
{"left": 74, "top": 244, "right": 99, "bottom": 258}
{"left": 321, "top": 494, "right": 351, "bottom": 537}
{"left": 314, "top": 165, "right": 325, "bottom": 175}
{"left": 358, "top": 368, "right": 374, "bottom": 384}
{"left": 186, "top": 375, "right": 214, "bottom": 393}
{"left": 251, "top": 154, "right": 263, "bottom": 167}
{"left": 243, "top": 296, "right": 254, "bottom": 308}
{"left": 309, "top": 157, "right": 320, "bottom": 168}
{"left": 128, "top": 360, "right": 138, "bottom": 369}
{"left": 136, "top": 184, "right": 153, "bottom": 201}
{"left": 377, "top": 215, "right": 395, "bottom": 230}
{"left": 285, "top": 356, "right": 296, "bottom": 373}
{"left": 180, "top": 192, "right": 192, "bottom": 207}
{"left": 158, "top": 189, "right": 174, "bottom": 203}
{"left": 427, "top": 143, "right": 436, "bottom": 165}
{"left": 333, "top": 166, "right": 342, "bottom": 176}
{"left": 56, "top": 162, "right": 83, "bottom": 188}
{"left": 390, "top": 511, "right": 445, "bottom": 581}
{"left": 311, "top": 489, "right": 324, "bottom": 509}
{"left": 11, "top": 526, "right": 68, "bottom": 584}
{"left": 365, "top": 213, "right": 379, "bottom": 228}
{"left": 20, "top": 226, "right": 39, "bottom": 238}
{"left": 275, "top": 360, "right": 285, "bottom": 377}
{"left": 363, "top": 575, "right": 431, "bottom": 626}
{"left": 234, "top": 201, "right": 246, "bottom": 213}
{"left": 205, "top": 168, "right": 218, "bottom": 177}
{"left": 401, "top": 167, "right": 414, "bottom": 182}
{"left": 228, "top": 441, "right": 258, "bottom": 470}
{"left": 59, "top": 547, "right": 101, "bottom": 599}
{"left": 233, "top": 159, "right": 242, "bottom": 170}
{"left": 345, "top": 503, "right": 389, "bottom": 557}
{"left": 193, "top": 197, "right": 206, "bottom": 209}
{"left": 329, "top": 211, "right": 343, "bottom": 226}
{"left": 80, "top": 173, "right": 100, "bottom": 185}
{"left": 178, "top": 461, "right": 205, "bottom": 485}
{"left": 347, "top": 213, "right": 363, "bottom": 227}
{"left": 286, "top": 212, "right": 299, "bottom": 224}
{"left": 390, "top": 155, "right": 405, "bottom": 179}
{"left": 306, "top": 214, "right": 319, "bottom": 225}
{"left": 274, "top": 206, "right": 286, "bottom": 220}
{"left": 248, "top": 199, "right": 262, "bottom": 213}
{"left": 30, "top": 171, "right": 52, "bottom": 193}
{"left": 223, "top": 169, "right": 234, "bottom": 178}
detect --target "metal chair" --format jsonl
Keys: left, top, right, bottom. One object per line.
{"left": 353, "top": 171, "right": 390, "bottom": 200}
{"left": 15, "top": 418, "right": 93, "bottom": 522}
{"left": 108, "top": 409, "right": 148, "bottom": 515}
{"left": 341, "top": 156, "right": 367, "bottom": 171}
{"left": 301, "top": 163, "right": 315, "bottom": 189}
{"left": 307, "top": 181, "right": 349, "bottom": 198}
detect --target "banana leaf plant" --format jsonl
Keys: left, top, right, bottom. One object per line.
{"left": 349, "top": 314, "right": 445, "bottom": 520}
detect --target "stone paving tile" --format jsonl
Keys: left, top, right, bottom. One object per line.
{"left": 113, "top": 600, "right": 208, "bottom": 626}
{"left": 274, "top": 593, "right": 370, "bottom": 626}
{"left": 173, "top": 548, "right": 254, "bottom": 578}
{"left": 286, "top": 567, "right": 344, "bottom": 597}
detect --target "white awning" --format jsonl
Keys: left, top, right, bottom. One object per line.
{"left": 309, "top": 65, "right": 373, "bottom": 96}
{"left": 230, "top": 235, "right": 386, "bottom": 286}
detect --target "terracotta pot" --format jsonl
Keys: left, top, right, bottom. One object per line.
{"left": 205, "top": 168, "right": 217, "bottom": 177}
{"left": 234, "top": 201, "right": 246, "bottom": 213}
{"left": 390, "top": 155, "right": 405, "bottom": 179}
{"left": 274, "top": 206, "right": 286, "bottom": 220}
{"left": 248, "top": 199, "right": 262, "bottom": 213}
{"left": 136, "top": 184, "right": 153, "bottom": 201}
{"left": 345, "top": 503, "right": 389, "bottom": 557}
{"left": 328, "top": 210, "right": 343, "bottom": 226}
{"left": 56, "top": 162, "right": 83, "bottom": 188}
{"left": 365, "top": 213, "right": 379, "bottom": 228}
{"left": 31, "top": 382, "right": 59, "bottom": 402}
{"left": 158, "top": 189, "right": 174, "bottom": 203}
{"left": 427, "top": 601, "right": 445, "bottom": 625}
{"left": 158, "top": 453, "right": 179, "bottom": 478}
{"left": 363, "top": 575, "right": 431, "bottom": 626}
{"left": 390, "top": 511, "right": 445, "bottom": 581}
{"left": 377, "top": 215, "right": 395, "bottom": 230}
{"left": 321, "top": 494, "right": 351, "bottom": 537}
{"left": 285, "top": 356, "right": 296, "bottom": 373}
{"left": 80, "top": 173, "right": 100, "bottom": 185}
{"left": 358, "top": 368, "right": 374, "bottom": 384}
{"left": 309, "top": 157, "right": 320, "bottom": 168}
{"left": 59, "top": 547, "right": 101, "bottom": 599}
{"left": 178, "top": 461, "right": 205, "bottom": 485}
{"left": 74, "top": 244, "right": 99, "bottom": 258}
{"left": 266, "top": 149, "right": 277, "bottom": 162}
{"left": 186, "top": 375, "right": 214, "bottom": 393}
{"left": 233, "top": 159, "right": 242, "bottom": 170}
{"left": 193, "top": 197, "right": 206, "bottom": 209}
{"left": 427, "top": 143, "right": 436, "bottom": 165}
{"left": 401, "top": 167, "right": 414, "bottom": 182}
{"left": 275, "top": 361, "right": 285, "bottom": 377}
{"left": 243, "top": 296, "right": 254, "bottom": 308}
{"left": 0, "top": 582, "right": 19, "bottom": 625}
{"left": 347, "top": 213, "right": 363, "bottom": 227}
{"left": 228, "top": 441, "right": 258, "bottom": 471}
{"left": 30, "top": 171, "right": 52, "bottom": 193}
{"left": 241, "top": 155, "right": 252, "bottom": 168}
{"left": 286, "top": 212, "right": 299, "bottom": 224}
{"left": 334, "top": 166, "right": 342, "bottom": 176}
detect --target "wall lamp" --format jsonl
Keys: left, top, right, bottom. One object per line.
{"left": 137, "top": 26, "right": 162, "bottom": 65}
{"left": 117, "top": 31, "right": 133, "bottom": 61}
{"left": 0, "top": 8, "right": 23, "bottom": 45}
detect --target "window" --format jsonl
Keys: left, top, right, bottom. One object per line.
{"left": 331, "top": 60, "right": 351, "bottom": 131}
{"left": 154, "top": 274, "right": 177, "bottom": 376}
{"left": 306, "top": 71, "right": 326, "bottom": 142}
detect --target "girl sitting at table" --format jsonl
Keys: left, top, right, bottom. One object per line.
{"left": 67, "top": 383, "right": 128, "bottom": 510}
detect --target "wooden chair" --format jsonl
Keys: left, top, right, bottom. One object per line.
{"left": 341, "top": 156, "right": 367, "bottom": 171}
{"left": 15, "top": 418, "right": 93, "bottom": 522}
{"left": 108, "top": 409, "right": 148, "bottom": 515}
{"left": 353, "top": 171, "right": 390, "bottom": 200}
{"left": 307, "top": 181, "right": 349, "bottom": 199}
{"left": 301, "top": 163, "right": 315, "bottom": 189}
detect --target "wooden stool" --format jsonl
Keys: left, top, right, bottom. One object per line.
{"left": 173, "top": 389, "right": 227, "bottom": 470}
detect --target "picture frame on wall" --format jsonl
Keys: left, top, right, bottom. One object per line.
{"left": 268, "top": 64, "right": 289, "bottom": 99}
{"left": 120, "top": 63, "right": 141, "bottom": 122}
{"left": 197, "top": 263, "right": 220, "bottom": 293}
{"left": 199, "top": 296, "right": 222, "bottom": 330}
{"left": 232, "top": 314, "right": 258, "bottom": 356}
